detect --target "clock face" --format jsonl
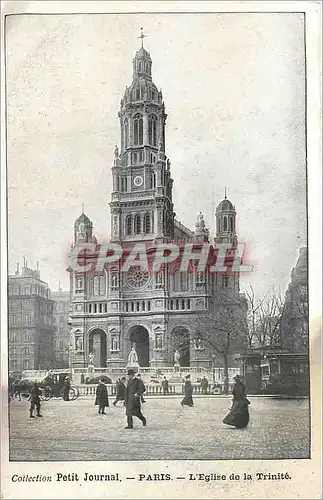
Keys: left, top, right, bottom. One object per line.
{"left": 133, "top": 175, "right": 144, "bottom": 187}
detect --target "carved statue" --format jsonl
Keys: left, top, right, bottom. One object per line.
{"left": 76, "top": 337, "right": 83, "bottom": 351}
{"left": 155, "top": 333, "right": 163, "bottom": 349}
{"left": 88, "top": 352, "right": 94, "bottom": 365}
{"left": 174, "top": 350, "right": 181, "bottom": 364}
{"left": 128, "top": 347, "right": 138, "bottom": 365}
{"left": 114, "top": 145, "right": 119, "bottom": 158}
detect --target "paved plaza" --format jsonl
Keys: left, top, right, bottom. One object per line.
{"left": 9, "top": 396, "right": 310, "bottom": 461}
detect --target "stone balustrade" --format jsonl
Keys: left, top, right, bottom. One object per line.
{"left": 75, "top": 383, "right": 231, "bottom": 397}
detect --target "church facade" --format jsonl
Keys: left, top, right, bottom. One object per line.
{"left": 67, "top": 35, "right": 245, "bottom": 371}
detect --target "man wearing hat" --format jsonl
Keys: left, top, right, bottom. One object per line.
{"left": 181, "top": 374, "right": 194, "bottom": 407}
{"left": 95, "top": 378, "right": 109, "bottom": 414}
{"left": 28, "top": 381, "right": 42, "bottom": 418}
{"left": 124, "top": 369, "right": 147, "bottom": 429}
{"left": 62, "top": 376, "right": 71, "bottom": 401}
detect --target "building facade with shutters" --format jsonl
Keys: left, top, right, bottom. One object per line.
{"left": 8, "top": 263, "right": 55, "bottom": 375}
{"left": 51, "top": 288, "right": 71, "bottom": 369}
{"left": 67, "top": 35, "right": 247, "bottom": 371}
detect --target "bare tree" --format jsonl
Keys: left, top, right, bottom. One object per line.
{"left": 174, "top": 290, "right": 248, "bottom": 394}
{"left": 243, "top": 284, "right": 269, "bottom": 349}
{"left": 255, "top": 288, "right": 285, "bottom": 347}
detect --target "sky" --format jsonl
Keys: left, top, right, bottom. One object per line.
{"left": 6, "top": 12, "right": 307, "bottom": 297}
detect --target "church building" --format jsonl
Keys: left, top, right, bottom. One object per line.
{"left": 67, "top": 32, "right": 245, "bottom": 371}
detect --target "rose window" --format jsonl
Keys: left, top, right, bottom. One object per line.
{"left": 125, "top": 267, "right": 150, "bottom": 290}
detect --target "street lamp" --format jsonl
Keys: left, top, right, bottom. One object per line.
{"left": 212, "top": 353, "right": 216, "bottom": 383}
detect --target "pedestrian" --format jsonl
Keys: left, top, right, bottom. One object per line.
{"left": 29, "top": 381, "right": 43, "bottom": 418}
{"left": 161, "top": 376, "right": 169, "bottom": 395}
{"left": 200, "top": 376, "right": 209, "bottom": 395}
{"left": 95, "top": 378, "right": 109, "bottom": 414}
{"left": 137, "top": 374, "right": 146, "bottom": 403}
{"left": 223, "top": 375, "right": 250, "bottom": 429}
{"left": 62, "top": 377, "right": 71, "bottom": 401}
{"left": 113, "top": 377, "right": 126, "bottom": 406}
{"left": 124, "top": 369, "right": 146, "bottom": 429}
{"left": 181, "top": 374, "right": 194, "bottom": 407}
{"left": 13, "top": 379, "right": 22, "bottom": 400}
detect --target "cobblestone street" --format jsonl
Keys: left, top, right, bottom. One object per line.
{"left": 9, "top": 396, "right": 310, "bottom": 461}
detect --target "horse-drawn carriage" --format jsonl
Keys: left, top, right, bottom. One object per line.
{"left": 11, "top": 371, "right": 79, "bottom": 401}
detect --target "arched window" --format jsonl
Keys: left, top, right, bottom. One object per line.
{"left": 93, "top": 276, "right": 100, "bottom": 296}
{"left": 124, "top": 119, "right": 129, "bottom": 149}
{"left": 134, "top": 215, "right": 141, "bottom": 234}
{"left": 138, "top": 61, "right": 142, "bottom": 72}
{"left": 148, "top": 114, "right": 158, "bottom": 146}
{"left": 223, "top": 216, "right": 228, "bottom": 231}
{"left": 100, "top": 275, "right": 106, "bottom": 295}
{"left": 217, "top": 218, "right": 220, "bottom": 233}
{"left": 126, "top": 215, "right": 132, "bottom": 235}
{"left": 150, "top": 171, "right": 156, "bottom": 188}
{"left": 230, "top": 217, "right": 234, "bottom": 231}
{"left": 143, "top": 213, "right": 151, "bottom": 233}
{"left": 134, "top": 114, "right": 143, "bottom": 145}
{"left": 135, "top": 87, "right": 141, "bottom": 100}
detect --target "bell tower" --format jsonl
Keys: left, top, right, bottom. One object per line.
{"left": 215, "top": 189, "right": 237, "bottom": 246}
{"left": 109, "top": 29, "right": 174, "bottom": 243}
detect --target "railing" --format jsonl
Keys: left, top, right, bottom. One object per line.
{"left": 75, "top": 383, "right": 233, "bottom": 397}
{"left": 73, "top": 366, "right": 213, "bottom": 376}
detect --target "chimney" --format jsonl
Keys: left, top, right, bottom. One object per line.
{"left": 15, "top": 263, "right": 19, "bottom": 275}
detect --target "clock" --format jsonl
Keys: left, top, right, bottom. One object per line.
{"left": 133, "top": 175, "right": 144, "bottom": 187}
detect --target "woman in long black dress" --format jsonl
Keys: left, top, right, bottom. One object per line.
{"left": 223, "top": 375, "right": 250, "bottom": 428}
{"left": 181, "top": 374, "right": 194, "bottom": 407}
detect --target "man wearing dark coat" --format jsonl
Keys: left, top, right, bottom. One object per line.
{"left": 181, "top": 374, "right": 194, "bottom": 407}
{"left": 161, "top": 376, "right": 169, "bottom": 395}
{"left": 113, "top": 377, "right": 126, "bottom": 406}
{"left": 95, "top": 379, "right": 109, "bottom": 414}
{"left": 62, "top": 377, "right": 71, "bottom": 401}
{"left": 124, "top": 369, "right": 146, "bottom": 429}
{"left": 200, "top": 376, "right": 209, "bottom": 395}
{"left": 29, "top": 382, "right": 42, "bottom": 418}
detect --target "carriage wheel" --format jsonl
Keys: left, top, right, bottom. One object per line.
{"left": 41, "top": 390, "right": 51, "bottom": 401}
{"left": 69, "top": 387, "right": 79, "bottom": 401}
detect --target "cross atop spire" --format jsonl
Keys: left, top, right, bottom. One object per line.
{"left": 224, "top": 187, "right": 227, "bottom": 199}
{"left": 138, "top": 27, "right": 147, "bottom": 48}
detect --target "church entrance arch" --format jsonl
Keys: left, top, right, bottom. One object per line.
{"left": 128, "top": 326, "right": 149, "bottom": 367}
{"left": 88, "top": 329, "right": 107, "bottom": 368}
{"left": 171, "top": 326, "right": 190, "bottom": 367}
